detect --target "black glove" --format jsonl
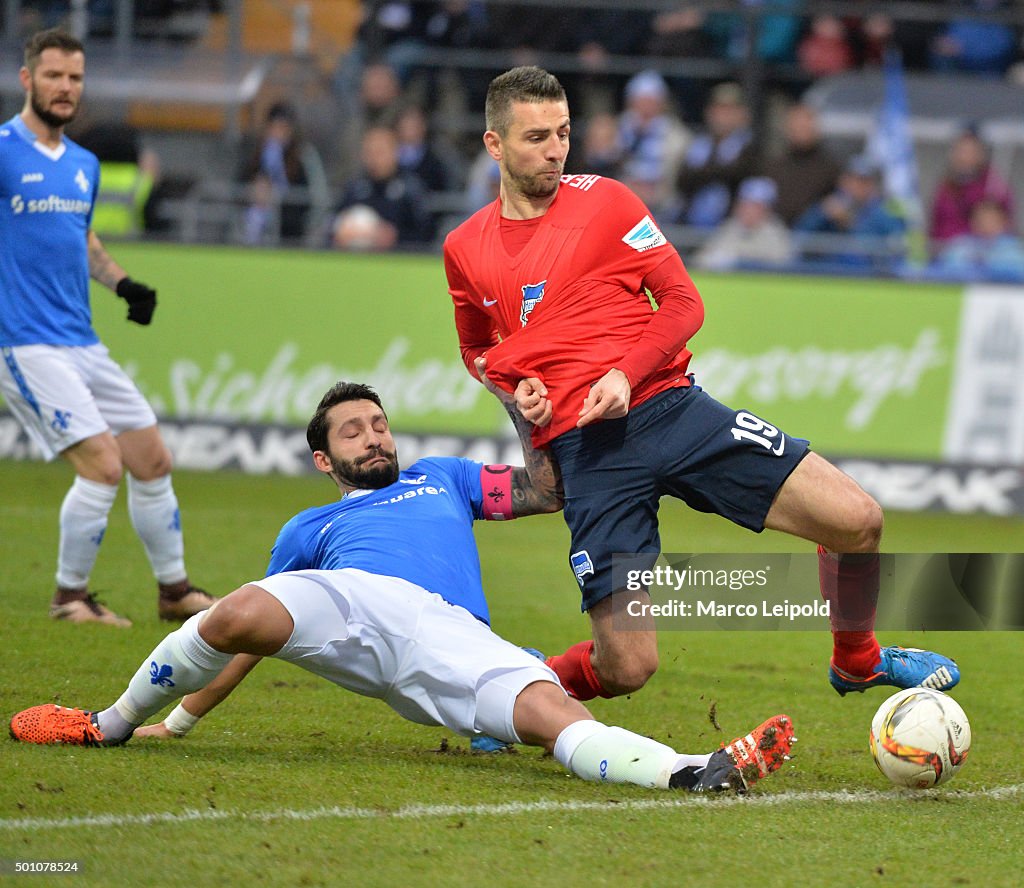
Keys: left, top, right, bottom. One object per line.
{"left": 116, "top": 277, "right": 157, "bottom": 326}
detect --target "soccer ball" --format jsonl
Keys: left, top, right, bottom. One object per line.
{"left": 869, "top": 688, "right": 971, "bottom": 788}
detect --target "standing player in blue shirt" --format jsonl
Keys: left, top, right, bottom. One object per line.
{"left": 0, "top": 30, "right": 213, "bottom": 626}
{"left": 10, "top": 379, "right": 795, "bottom": 794}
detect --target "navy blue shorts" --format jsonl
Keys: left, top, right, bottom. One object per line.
{"left": 549, "top": 384, "right": 810, "bottom": 612}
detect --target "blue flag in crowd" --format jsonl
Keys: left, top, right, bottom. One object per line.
{"left": 867, "top": 48, "right": 926, "bottom": 264}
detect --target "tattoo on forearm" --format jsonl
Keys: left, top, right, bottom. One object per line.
{"left": 87, "top": 233, "right": 126, "bottom": 290}
{"left": 505, "top": 401, "right": 563, "bottom": 516}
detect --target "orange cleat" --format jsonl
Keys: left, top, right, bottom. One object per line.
{"left": 690, "top": 714, "right": 796, "bottom": 792}
{"left": 9, "top": 704, "right": 109, "bottom": 746}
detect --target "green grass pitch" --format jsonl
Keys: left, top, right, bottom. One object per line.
{"left": 1, "top": 460, "right": 1022, "bottom": 887}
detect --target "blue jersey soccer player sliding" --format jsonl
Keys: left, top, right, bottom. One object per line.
{"left": 10, "top": 379, "right": 796, "bottom": 794}
{"left": 0, "top": 29, "right": 213, "bottom": 625}
{"left": 267, "top": 456, "right": 501, "bottom": 624}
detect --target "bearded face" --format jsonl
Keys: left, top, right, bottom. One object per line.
{"left": 326, "top": 445, "right": 400, "bottom": 490}
{"left": 24, "top": 48, "right": 84, "bottom": 130}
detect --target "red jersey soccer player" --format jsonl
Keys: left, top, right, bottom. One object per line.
{"left": 445, "top": 66, "right": 959, "bottom": 704}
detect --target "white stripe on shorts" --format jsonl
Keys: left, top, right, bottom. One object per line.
{"left": 0, "top": 343, "right": 156, "bottom": 459}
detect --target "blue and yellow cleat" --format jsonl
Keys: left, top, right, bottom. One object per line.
{"left": 471, "top": 647, "right": 546, "bottom": 753}
{"left": 829, "top": 646, "right": 960, "bottom": 697}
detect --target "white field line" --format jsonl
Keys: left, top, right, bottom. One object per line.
{"left": 2, "top": 784, "right": 1022, "bottom": 833}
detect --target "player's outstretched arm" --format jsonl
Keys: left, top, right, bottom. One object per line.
{"left": 475, "top": 357, "right": 562, "bottom": 517}
{"left": 134, "top": 653, "right": 264, "bottom": 739}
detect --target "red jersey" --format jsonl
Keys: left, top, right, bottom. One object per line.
{"left": 445, "top": 174, "right": 704, "bottom": 446}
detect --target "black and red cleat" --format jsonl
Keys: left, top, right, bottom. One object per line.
{"left": 687, "top": 714, "right": 796, "bottom": 793}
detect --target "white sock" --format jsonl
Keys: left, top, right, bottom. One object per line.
{"left": 554, "top": 720, "right": 698, "bottom": 790}
{"left": 127, "top": 474, "right": 187, "bottom": 585}
{"left": 96, "top": 613, "right": 231, "bottom": 741}
{"left": 56, "top": 477, "right": 119, "bottom": 589}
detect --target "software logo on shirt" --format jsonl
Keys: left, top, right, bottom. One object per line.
{"left": 75, "top": 168, "right": 90, "bottom": 193}
{"left": 622, "top": 215, "right": 667, "bottom": 253}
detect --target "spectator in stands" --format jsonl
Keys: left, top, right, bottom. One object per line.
{"left": 854, "top": 11, "right": 895, "bottom": 67}
{"left": 569, "top": 9, "right": 653, "bottom": 113}
{"left": 704, "top": 0, "right": 802, "bottom": 66}
{"left": 482, "top": 5, "right": 648, "bottom": 115}
{"left": 332, "top": 59, "right": 408, "bottom": 186}
{"left": 360, "top": 61, "right": 405, "bottom": 129}
{"left": 568, "top": 112, "right": 623, "bottom": 181}
{"left": 930, "top": 126, "right": 1016, "bottom": 245}
{"left": 395, "top": 104, "right": 449, "bottom": 193}
{"left": 675, "top": 82, "right": 757, "bottom": 228}
{"left": 462, "top": 149, "right": 501, "bottom": 214}
{"left": 646, "top": 5, "right": 712, "bottom": 60}
{"left": 934, "top": 199, "right": 1024, "bottom": 281}
{"left": 332, "top": 125, "right": 434, "bottom": 250}
{"left": 852, "top": 11, "right": 939, "bottom": 70}
{"left": 333, "top": 2, "right": 492, "bottom": 115}
{"left": 794, "top": 155, "right": 906, "bottom": 268}
{"left": 693, "top": 176, "right": 795, "bottom": 271}
{"left": 617, "top": 71, "right": 690, "bottom": 216}
{"left": 797, "top": 14, "right": 856, "bottom": 77}
{"left": 417, "top": 1, "right": 492, "bottom": 109}
{"left": 483, "top": 3, "right": 578, "bottom": 66}
{"left": 762, "top": 103, "right": 842, "bottom": 227}
{"left": 237, "top": 102, "right": 328, "bottom": 245}
{"left": 643, "top": 5, "right": 713, "bottom": 123}
{"left": 347, "top": 0, "right": 437, "bottom": 84}
{"left": 930, "top": 0, "right": 1018, "bottom": 77}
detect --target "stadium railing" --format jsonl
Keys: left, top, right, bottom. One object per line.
{"left": 153, "top": 177, "right": 334, "bottom": 248}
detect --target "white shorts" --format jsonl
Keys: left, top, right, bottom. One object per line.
{"left": 254, "top": 568, "right": 562, "bottom": 743}
{"left": 0, "top": 343, "right": 157, "bottom": 460}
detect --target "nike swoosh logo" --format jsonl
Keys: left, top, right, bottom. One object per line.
{"left": 483, "top": 298, "right": 498, "bottom": 307}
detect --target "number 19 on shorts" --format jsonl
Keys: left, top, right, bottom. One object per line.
{"left": 731, "top": 411, "right": 785, "bottom": 456}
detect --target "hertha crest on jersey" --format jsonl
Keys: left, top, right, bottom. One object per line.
{"left": 622, "top": 215, "right": 666, "bottom": 252}
{"left": 520, "top": 280, "right": 546, "bottom": 326}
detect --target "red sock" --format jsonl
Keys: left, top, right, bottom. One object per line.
{"left": 818, "top": 545, "right": 881, "bottom": 677}
{"left": 545, "top": 640, "right": 612, "bottom": 701}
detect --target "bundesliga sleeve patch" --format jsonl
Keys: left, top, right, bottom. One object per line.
{"left": 622, "top": 215, "right": 667, "bottom": 252}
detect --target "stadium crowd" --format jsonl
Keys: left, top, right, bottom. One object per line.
{"left": 16, "top": 0, "right": 1024, "bottom": 280}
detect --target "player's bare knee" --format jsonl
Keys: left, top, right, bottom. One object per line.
{"left": 79, "top": 450, "right": 123, "bottom": 486}
{"left": 197, "top": 584, "right": 281, "bottom": 654}
{"left": 130, "top": 449, "right": 173, "bottom": 481}
{"left": 90, "top": 462, "right": 123, "bottom": 486}
{"left": 196, "top": 601, "right": 239, "bottom": 653}
{"left": 843, "top": 493, "right": 883, "bottom": 553}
